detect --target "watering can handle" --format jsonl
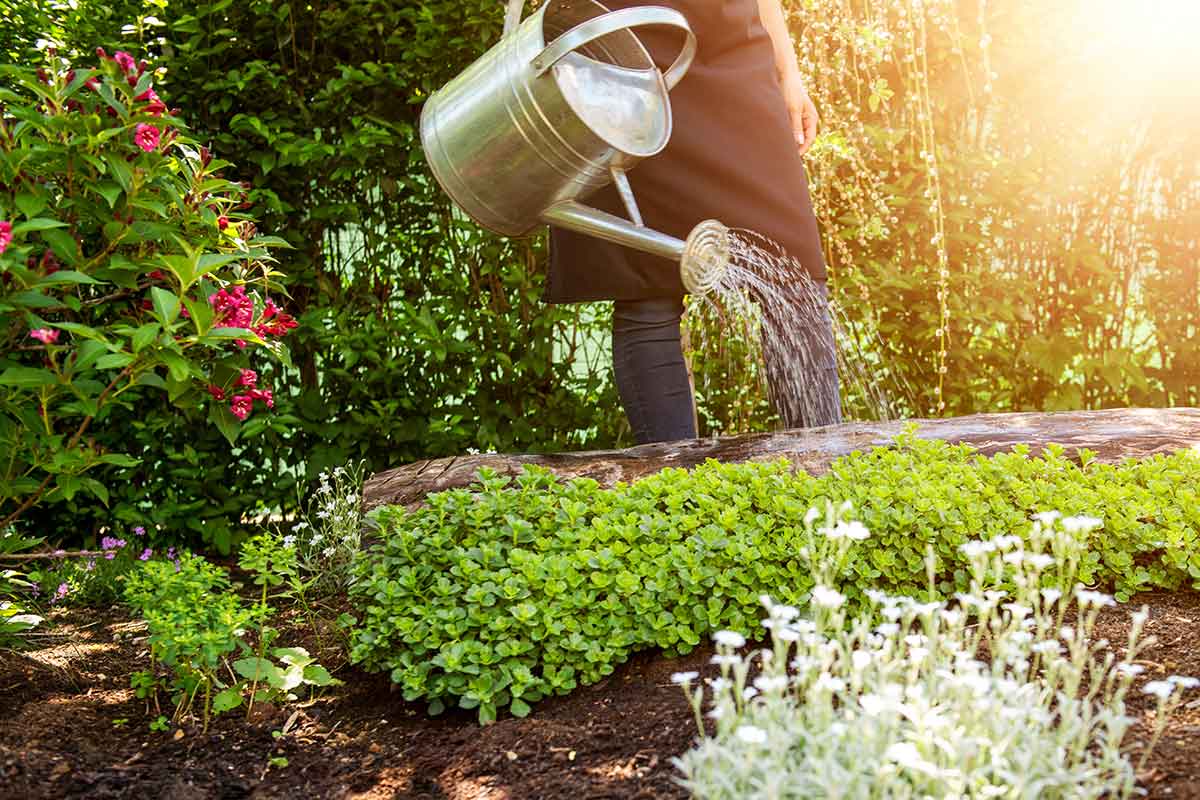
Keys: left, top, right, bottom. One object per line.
{"left": 530, "top": 7, "right": 697, "bottom": 91}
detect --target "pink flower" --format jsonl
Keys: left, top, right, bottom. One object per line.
{"left": 207, "top": 384, "right": 227, "bottom": 401}
{"left": 139, "top": 548, "right": 153, "bottom": 561}
{"left": 114, "top": 51, "right": 136, "bottom": 73}
{"left": 29, "top": 328, "right": 59, "bottom": 344}
{"left": 253, "top": 298, "right": 299, "bottom": 338}
{"left": 134, "top": 123, "right": 160, "bottom": 153}
{"left": 249, "top": 388, "right": 274, "bottom": 409}
{"left": 52, "top": 583, "right": 70, "bottom": 603}
{"left": 101, "top": 535, "right": 126, "bottom": 551}
{"left": 0, "top": 220, "right": 12, "bottom": 253}
{"left": 133, "top": 526, "right": 146, "bottom": 536}
{"left": 209, "top": 285, "right": 253, "bottom": 329}
{"left": 217, "top": 216, "right": 229, "bottom": 230}
{"left": 237, "top": 369, "right": 257, "bottom": 388}
{"left": 136, "top": 87, "right": 166, "bottom": 116}
{"left": 230, "top": 394, "right": 253, "bottom": 420}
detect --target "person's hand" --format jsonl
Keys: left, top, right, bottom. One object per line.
{"left": 780, "top": 72, "right": 820, "bottom": 157}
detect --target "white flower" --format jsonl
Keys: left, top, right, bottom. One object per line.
{"left": 1131, "top": 609, "right": 1149, "bottom": 627}
{"left": 939, "top": 609, "right": 962, "bottom": 627}
{"left": 706, "top": 706, "right": 726, "bottom": 720}
{"left": 1075, "top": 589, "right": 1115, "bottom": 608}
{"left": 993, "top": 534, "right": 1023, "bottom": 550}
{"left": 710, "top": 654, "right": 741, "bottom": 667}
{"left": 735, "top": 725, "right": 768, "bottom": 745}
{"left": 671, "top": 671, "right": 699, "bottom": 685}
{"left": 1002, "top": 551, "right": 1025, "bottom": 565}
{"left": 753, "top": 675, "right": 789, "bottom": 693}
{"left": 1032, "top": 511, "right": 1061, "bottom": 526}
{"left": 281, "top": 535, "right": 296, "bottom": 548}
{"left": 1041, "top": 588, "right": 1063, "bottom": 605}
{"left": 866, "top": 589, "right": 891, "bottom": 606}
{"left": 804, "top": 507, "right": 822, "bottom": 525}
{"left": 881, "top": 605, "right": 904, "bottom": 621}
{"left": 708, "top": 677, "right": 732, "bottom": 693}
{"left": 1143, "top": 680, "right": 1176, "bottom": 700}
{"left": 1117, "top": 664, "right": 1145, "bottom": 677}
{"left": 713, "top": 630, "right": 746, "bottom": 649}
{"left": 775, "top": 627, "right": 800, "bottom": 643}
{"left": 858, "top": 693, "right": 887, "bottom": 716}
{"left": 790, "top": 655, "right": 818, "bottom": 673}
{"left": 851, "top": 650, "right": 872, "bottom": 671}
{"left": 292, "top": 520, "right": 310, "bottom": 531}
{"left": 1062, "top": 515, "right": 1102, "bottom": 533}
{"left": 317, "top": 510, "right": 330, "bottom": 520}
{"left": 742, "top": 687, "right": 759, "bottom": 701}
{"left": 911, "top": 601, "right": 940, "bottom": 617}
{"left": 1027, "top": 554, "right": 1055, "bottom": 570}
{"left": 960, "top": 541, "right": 992, "bottom": 558}
{"left": 322, "top": 546, "right": 336, "bottom": 558}
{"left": 884, "top": 742, "right": 929, "bottom": 771}
{"left": 311, "top": 533, "right": 324, "bottom": 545}
{"left": 810, "top": 586, "right": 846, "bottom": 609}
{"left": 768, "top": 604, "right": 800, "bottom": 622}
{"left": 1002, "top": 602, "right": 1032, "bottom": 619}
{"left": 333, "top": 466, "right": 345, "bottom": 476}
{"left": 813, "top": 672, "right": 846, "bottom": 693}
{"left": 828, "top": 520, "right": 870, "bottom": 540}
{"left": 1167, "top": 675, "right": 1200, "bottom": 689}
{"left": 1031, "top": 640, "right": 1062, "bottom": 656}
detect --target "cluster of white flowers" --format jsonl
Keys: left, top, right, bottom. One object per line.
{"left": 284, "top": 461, "right": 367, "bottom": 594}
{"left": 673, "top": 506, "right": 1197, "bottom": 800}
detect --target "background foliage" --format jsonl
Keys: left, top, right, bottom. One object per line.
{"left": 2, "top": 0, "right": 1197, "bottom": 546}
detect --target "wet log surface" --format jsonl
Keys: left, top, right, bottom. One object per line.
{"left": 363, "top": 408, "right": 1200, "bottom": 511}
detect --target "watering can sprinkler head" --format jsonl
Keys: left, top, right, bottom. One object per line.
{"left": 680, "top": 220, "right": 732, "bottom": 297}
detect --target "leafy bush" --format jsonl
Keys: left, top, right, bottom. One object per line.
{"left": 26, "top": 523, "right": 163, "bottom": 606}
{"left": 348, "top": 434, "right": 1200, "bottom": 722}
{"left": 0, "top": 54, "right": 294, "bottom": 532}
{"left": 0, "top": 527, "right": 45, "bottom": 646}
{"left": 673, "top": 513, "right": 1198, "bottom": 799}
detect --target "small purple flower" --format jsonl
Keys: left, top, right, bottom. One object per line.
{"left": 52, "top": 583, "right": 69, "bottom": 603}
{"left": 133, "top": 526, "right": 146, "bottom": 537}
{"left": 84, "top": 559, "right": 96, "bottom": 572}
{"left": 101, "top": 536, "right": 126, "bottom": 551}
{"left": 139, "top": 548, "right": 153, "bottom": 561}
{"left": 29, "top": 581, "right": 40, "bottom": 596}
{"left": 53, "top": 549, "right": 66, "bottom": 558}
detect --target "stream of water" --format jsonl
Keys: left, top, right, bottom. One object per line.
{"left": 690, "top": 229, "right": 911, "bottom": 427}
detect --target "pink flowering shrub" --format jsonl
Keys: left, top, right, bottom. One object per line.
{"left": 0, "top": 53, "right": 297, "bottom": 529}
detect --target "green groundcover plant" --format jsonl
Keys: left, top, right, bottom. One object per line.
{"left": 124, "top": 544, "right": 337, "bottom": 731}
{"left": 349, "top": 432, "right": 1200, "bottom": 722}
{"left": 0, "top": 53, "right": 294, "bottom": 531}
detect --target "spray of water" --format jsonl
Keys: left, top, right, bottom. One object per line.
{"left": 687, "top": 229, "right": 911, "bottom": 428}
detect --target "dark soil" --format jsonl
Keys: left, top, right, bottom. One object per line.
{"left": 1, "top": 592, "right": 1198, "bottom": 800}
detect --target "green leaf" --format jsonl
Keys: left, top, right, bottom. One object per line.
{"left": 15, "top": 192, "right": 46, "bottom": 219}
{"left": 301, "top": 665, "right": 336, "bottom": 687}
{"left": 234, "top": 657, "right": 281, "bottom": 683}
{"left": 11, "top": 218, "right": 67, "bottom": 234}
{"left": 212, "top": 687, "right": 244, "bottom": 713}
{"left": 151, "top": 287, "right": 181, "bottom": 325}
{"left": 95, "top": 353, "right": 134, "bottom": 370}
{"left": 131, "top": 323, "right": 160, "bottom": 353}
{"left": 43, "top": 228, "right": 80, "bottom": 265}
{"left": 159, "top": 351, "right": 191, "bottom": 382}
{"left": 95, "top": 182, "right": 123, "bottom": 208}
{"left": 81, "top": 477, "right": 110, "bottom": 506}
{"left": 209, "top": 401, "right": 240, "bottom": 445}
{"left": 0, "top": 367, "right": 58, "bottom": 388}
{"left": 36, "top": 270, "right": 100, "bottom": 287}
{"left": 272, "top": 647, "right": 314, "bottom": 668}
{"left": 509, "top": 698, "right": 532, "bottom": 718}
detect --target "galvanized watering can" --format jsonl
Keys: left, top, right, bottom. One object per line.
{"left": 420, "top": 0, "right": 731, "bottom": 295}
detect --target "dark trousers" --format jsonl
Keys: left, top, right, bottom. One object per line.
{"left": 612, "top": 285, "right": 842, "bottom": 444}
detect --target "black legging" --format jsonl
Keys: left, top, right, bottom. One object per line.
{"left": 612, "top": 285, "right": 842, "bottom": 444}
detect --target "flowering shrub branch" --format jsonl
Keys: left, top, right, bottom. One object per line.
{"left": 0, "top": 53, "right": 297, "bottom": 528}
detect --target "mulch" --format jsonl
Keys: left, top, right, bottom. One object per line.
{"left": 1, "top": 591, "right": 1198, "bottom": 800}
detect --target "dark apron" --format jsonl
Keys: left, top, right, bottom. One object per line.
{"left": 544, "top": 0, "right": 827, "bottom": 304}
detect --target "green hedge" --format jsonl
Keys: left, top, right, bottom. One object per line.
{"left": 348, "top": 434, "right": 1200, "bottom": 723}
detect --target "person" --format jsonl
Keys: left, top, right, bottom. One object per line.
{"left": 545, "top": 0, "right": 842, "bottom": 443}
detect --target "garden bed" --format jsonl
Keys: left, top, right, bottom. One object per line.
{"left": 2, "top": 594, "right": 1198, "bottom": 800}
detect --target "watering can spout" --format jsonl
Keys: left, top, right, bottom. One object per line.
{"left": 541, "top": 203, "right": 731, "bottom": 296}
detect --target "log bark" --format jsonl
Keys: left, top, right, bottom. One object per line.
{"left": 363, "top": 408, "right": 1200, "bottom": 512}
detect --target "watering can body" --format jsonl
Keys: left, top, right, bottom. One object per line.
{"left": 420, "top": 0, "right": 730, "bottom": 292}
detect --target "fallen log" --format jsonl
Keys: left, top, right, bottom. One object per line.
{"left": 363, "top": 408, "right": 1200, "bottom": 512}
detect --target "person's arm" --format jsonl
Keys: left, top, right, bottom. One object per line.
{"left": 757, "top": 0, "right": 820, "bottom": 156}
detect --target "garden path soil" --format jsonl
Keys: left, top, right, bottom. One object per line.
{"left": 1, "top": 591, "right": 1198, "bottom": 800}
